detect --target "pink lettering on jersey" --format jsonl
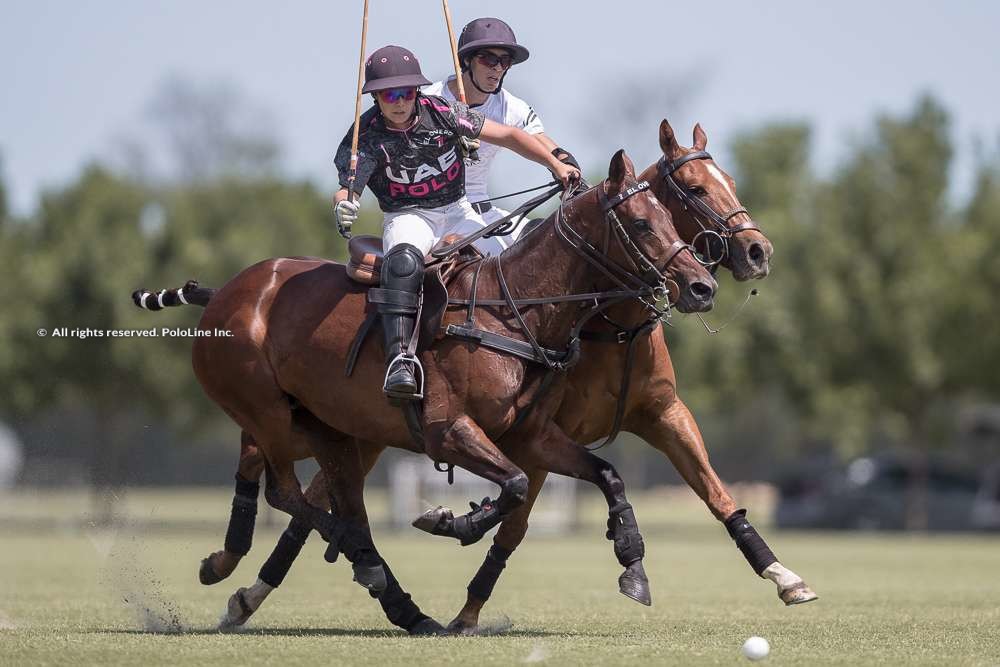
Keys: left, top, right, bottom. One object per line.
{"left": 446, "top": 161, "right": 461, "bottom": 181}
{"left": 420, "top": 98, "right": 450, "bottom": 112}
{"left": 389, "top": 183, "right": 406, "bottom": 197}
{"left": 409, "top": 183, "right": 430, "bottom": 197}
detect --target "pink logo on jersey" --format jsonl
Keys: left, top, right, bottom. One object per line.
{"left": 386, "top": 146, "right": 462, "bottom": 198}
{"left": 420, "top": 98, "right": 451, "bottom": 113}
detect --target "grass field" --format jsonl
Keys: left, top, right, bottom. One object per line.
{"left": 1, "top": 487, "right": 998, "bottom": 666}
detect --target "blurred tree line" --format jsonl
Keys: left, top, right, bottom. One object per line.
{"left": 1, "top": 91, "right": 998, "bottom": 523}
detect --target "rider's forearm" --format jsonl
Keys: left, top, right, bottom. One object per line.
{"left": 534, "top": 133, "right": 560, "bottom": 154}
{"left": 334, "top": 188, "right": 350, "bottom": 205}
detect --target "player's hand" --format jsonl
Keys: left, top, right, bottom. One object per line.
{"left": 459, "top": 136, "right": 481, "bottom": 162}
{"left": 553, "top": 162, "right": 581, "bottom": 189}
{"left": 334, "top": 198, "right": 360, "bottom": 239}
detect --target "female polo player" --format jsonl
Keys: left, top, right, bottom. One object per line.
{"left": 332, "top": 45, "right": 579, "bottom": 401}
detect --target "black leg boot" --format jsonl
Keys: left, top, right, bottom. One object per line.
{"left": 370, "top": 243, "right": 425, "bottom": 401}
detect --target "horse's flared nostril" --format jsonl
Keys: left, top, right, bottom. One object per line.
{"left": 690, "top": 281, "right": 715, "bottom": 301}
{"left": 748, "top": 242, "right": 766, "bottom": 267}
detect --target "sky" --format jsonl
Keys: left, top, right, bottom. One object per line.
{"left": 2, "top": 1, "right": 999, "bottom": 215}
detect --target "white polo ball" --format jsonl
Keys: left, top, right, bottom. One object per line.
{"left": 741, "top": 636, "right": 770, "bottom": 661}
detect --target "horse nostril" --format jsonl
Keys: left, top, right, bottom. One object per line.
{"left": 748, "top": 242, "right": 766, "bottom": 266}
{"left": 690, "top": 281, "right": 714, "bottom": 301}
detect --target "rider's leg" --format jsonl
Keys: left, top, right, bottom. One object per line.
{"left": 374, "top": 243, "right": 425, "bottom": 399}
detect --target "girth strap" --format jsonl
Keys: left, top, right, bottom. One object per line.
{"left": 581, "top": 317, "right": 660, "bottom": 450}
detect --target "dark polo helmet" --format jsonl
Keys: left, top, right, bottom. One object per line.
{"left": 457, "top": 17, "right": 529, "bottom": 65}
{"left": 361, "top": 45, "right": 431, "bottom": 93}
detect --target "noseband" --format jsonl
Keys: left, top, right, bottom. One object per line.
{"left": 657, "top": 151, "right": 760, "bottom": 267}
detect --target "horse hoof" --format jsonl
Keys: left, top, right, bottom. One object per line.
{"left": 446, "top": 617, "right": 478, "bottom": 635}
{"left": 780, "top": 581, "right": 819, "bottom": 605}
{"left": 618, "top": 562, "right": 652, "bottom": 606}
{"left": 218, "top": 588, "right": 254, "bottom": 630}
{"left": 352, "top": 563, "right": 388, "bottom": 594}
{"left": 409, "top": 617, "right": 449, "bottom": 636}
{"left": 412, "top": 506, "right": 454, "bottom": 536}
{"left": 199, "top": 555, "right": 225, "bottom": 586}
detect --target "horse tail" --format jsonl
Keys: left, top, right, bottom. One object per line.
{"left": 131, "top": 279, "right": 216, "bottom": 311}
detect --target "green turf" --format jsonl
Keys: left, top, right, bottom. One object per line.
{"left": 1, "top": 488, "right": 998, "bottom": 665}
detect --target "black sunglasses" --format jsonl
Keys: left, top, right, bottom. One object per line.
{"left": 475, "top": 51, "right": 513, "bottom": 70}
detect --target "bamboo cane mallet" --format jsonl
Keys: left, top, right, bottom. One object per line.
{"left": 344, "top": 0, "right": 370, "bottom": 239}
{"left": 441, "top": 0, "right": 478, "bottom": 161}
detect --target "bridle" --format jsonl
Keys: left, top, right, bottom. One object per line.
{"left": 439, "top": 175, "right": 703, "bottom": 448}
{"left": 552, "top": 178, "right": 694, "bottom": 315}
{"left": 444, "top": 176, "right": 697, "bottom": 373}
{"left": 657, "top": 151, "right": 760, "bottom": 270}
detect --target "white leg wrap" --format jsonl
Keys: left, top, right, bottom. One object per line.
{"left": 156, "top": 289, "right": 166, "bottom": 309}
{"left": 242, "top": 578, "right": 274, "bottom": 609}
{"left": 177, "top": 287, "right": 188, "bottom": 305}
{"left": 762, "top": 562, "right": 801, "bottom": 588}
{"left": 139, "top": 292, "right": 150, "bottom": 310}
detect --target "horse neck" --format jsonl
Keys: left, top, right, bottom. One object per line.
{"left": 493, "top": 188, "right": 610, "bottom": 344}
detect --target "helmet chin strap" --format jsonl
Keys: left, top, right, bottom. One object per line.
{"left": 463, "top": 57, "right": 506, "bottom": 96}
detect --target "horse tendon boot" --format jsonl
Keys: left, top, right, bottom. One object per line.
{"left": 607, "top": 502, "right": 651, "bottom": 605}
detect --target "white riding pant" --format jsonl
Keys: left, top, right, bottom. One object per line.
{"left": 382, "top": 197, "right": 511, "bottom": 258}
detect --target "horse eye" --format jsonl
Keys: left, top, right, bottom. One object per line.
{"left": 688, "top": 186, "right": 706, "bottom": 197}
{"left": 632, "top": 218, "right": 651, "bottom": 231}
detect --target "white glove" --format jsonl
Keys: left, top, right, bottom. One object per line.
{"left": 459, "top": 136, "right": 481, "bottom": 162}
{"left": 334, "top": 198, "right": 360, "bottom": 238}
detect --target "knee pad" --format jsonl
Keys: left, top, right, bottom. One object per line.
{"left": 383, "top": 244, "right": 425, "bottom": 286}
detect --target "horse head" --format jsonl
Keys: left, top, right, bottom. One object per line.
{"left": 654, "top": 119, "right": 773, "bottom": 281}
{"left": 576, "top": 149, "right": 717, "bottom": 313}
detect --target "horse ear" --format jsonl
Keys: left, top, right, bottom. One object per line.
{"left": 659, "top": 119, "right": 679, "bottom": 156}
{"left": 608, "top": 149, "right": 635, "bottom": 190}
{"left": 693, "top": 123, "right": 708, "bottom": 150}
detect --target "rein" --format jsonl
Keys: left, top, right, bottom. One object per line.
{"left": 430, "top": 183, "right": 564, "bottom": 259}
{"left": 443, "top": 176, "right": 698, "bottom": 439}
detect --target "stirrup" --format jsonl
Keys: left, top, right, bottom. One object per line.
{"left": 383, "top": 352, "right": 425, "bottom": 400}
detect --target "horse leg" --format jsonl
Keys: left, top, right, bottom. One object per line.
{"left": 447, "top": 469, "right": 548, "bottom": 634}
{"left": 519, "top": 421, "right": 652, "bottom": 605}
{"left": 632, "top": 397, "right": 818, "bottom": 605}
{"left": 200, "top": 431, "right": 265, "bottom": 586}
{"left": 218, "top": 467, "right": 327, "bottom": 630}
{"left": 412, "top": 415, "right": 530, "bottom": 546}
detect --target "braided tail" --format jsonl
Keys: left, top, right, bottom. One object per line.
{"left": 131, "top": 280, "right": 216, "bottom": 311}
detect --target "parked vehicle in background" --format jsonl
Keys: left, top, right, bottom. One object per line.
{"left": 774, "top": 453, "right": 995, "bottom": 531}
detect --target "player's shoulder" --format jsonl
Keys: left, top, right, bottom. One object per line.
{"left": 354, "top": 105, "right": 383, "bottom": 141}
{"left": 499, "top": 87, "right": 533, "bottom": 112}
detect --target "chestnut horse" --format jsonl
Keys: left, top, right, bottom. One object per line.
{"left": 135, "top": 149, "right": 715, "bottom": 634}
{"left": 196, "top": 119, "right": 817, "bottom": 633}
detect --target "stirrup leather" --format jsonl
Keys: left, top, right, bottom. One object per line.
{"left": 383, "top": 352, "right": 425, "bottom": 400}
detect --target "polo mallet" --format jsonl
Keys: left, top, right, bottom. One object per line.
{"left": 441, "top": 0, "right": 479, "bottom": 161}
{"left": 344, "top": 0, "right": 371, "bottom": 239}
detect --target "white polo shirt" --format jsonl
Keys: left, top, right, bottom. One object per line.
{"left": 423, "top": 77, "right": 545, "bottom": 203}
